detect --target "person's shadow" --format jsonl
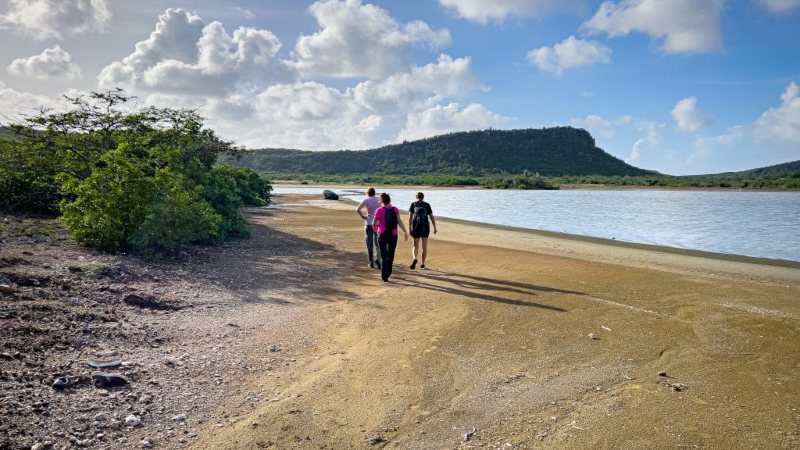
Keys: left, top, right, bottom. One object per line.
{"left": 392, "top": 270, "right": 583, "bottom": 312}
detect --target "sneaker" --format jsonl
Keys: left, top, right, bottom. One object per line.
{"left": 410, "top": 259, "right": 418, "bottom": 270}
{"left": 368, "top": 262, "right": 374, "bottom": 268}
{"left": 375, "top": 260, "right": 381, "bottom": 269}
{"left": 420, "top": 264, "right": 428, "bottom": 270}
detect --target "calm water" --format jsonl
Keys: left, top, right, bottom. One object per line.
{"left": 273, "top": 186, "right": 800, "bottom": 262}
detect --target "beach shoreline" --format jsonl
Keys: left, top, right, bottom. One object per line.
{"left": 192, "top": 195, "right": 800, "bottom": 448}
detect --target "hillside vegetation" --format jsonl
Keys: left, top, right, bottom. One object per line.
{"left": 227, "top": 127, "right": 653, "bottom": 177}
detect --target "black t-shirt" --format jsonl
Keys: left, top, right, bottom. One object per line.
{"left": 409, "top": 201, "right": 433, "bottom": 223}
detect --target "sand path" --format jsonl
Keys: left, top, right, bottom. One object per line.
{"left": 193, "top": 195, "right": 800, "bottom": 449}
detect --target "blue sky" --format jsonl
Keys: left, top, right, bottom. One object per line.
{"left": 0, "top": 0, "right": 798, "bottom": 175}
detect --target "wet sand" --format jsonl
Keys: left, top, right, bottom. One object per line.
{"left": 193, "top": 194, "right": 800, "bottom": 449}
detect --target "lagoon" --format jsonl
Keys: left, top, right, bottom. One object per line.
{"left": 273, "top": 186, "right": 800, "bottom": 262}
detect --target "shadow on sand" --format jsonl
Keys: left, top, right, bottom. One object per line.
{"left": 173, "top": 208, "right": 365, "bottom": 305}
{"left": 393, "top": 269, "right": 582, "bottom": 311}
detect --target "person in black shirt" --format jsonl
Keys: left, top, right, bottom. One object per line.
{"left": 408, "top": 192, "right": 437, "bottom": 270}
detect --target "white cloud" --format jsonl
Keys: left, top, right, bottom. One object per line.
{"left": 582, "top": 0, "right": 724, "bottom": 54}
{"left": 756, "top": 0, "right": 800, "bottom": 12}
{"left": 255, "top": 82, "right": 345, "bottom": 122}
{"left": 527, "top": 36, "right": 611, "bottom": 76}
{"left": 437, "top": 0, "right": 582, "bottom": 23}
{"left": 352, "top": 54, "right": 484, "bottom": 115}
{"left": 570, "top": 114, "right": 616, "bottom": 138}
{"left": 286, "top": 0, "right": 450, "bottom": 79}
{"left": 231, "top": 6, "right": 256, "bottom": 20}
{"left": 628, "top": 120, "right": 663, "bottom": 162}
{"left": 0, "top": 0, "right": 110, "bottom": 39}
{"left": 7, "top": 46, "right": 82, "bottom": 80}
{"left": 671, "top": 97, "right": 714, "bottom": 132}
{"left": 690, "top": 125, "right": 744, "bottom": 163}
{"left": 98, "top": 9, "right": 285, "bottom": 96}
{"left": 0, "top": 80, "right": 53, "bottom": 119}
{"left": 397, "top": 103, "right": 509, "bottom": 141}
{"left": 755, "top": 81, "right": 800, "bottom": 144}
{"left": 90, "top": 5, "right": 500, "bottom": 151}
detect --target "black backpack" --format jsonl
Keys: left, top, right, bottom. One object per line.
{"left": 412, "top": 202, "right": 428, "bottom": 228}
{"left": 383, "top": 207, "right": 398, "bottom": 231}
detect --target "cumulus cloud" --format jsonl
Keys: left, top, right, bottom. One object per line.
{"left": 756, "top": 0, "right": 800, "bottom": 12}
{"left": 437, "top": 0, "right": 582, "bottom": 23}
{"left": 583, "top": 0, "right": 724, "bottom": 54}
{"left": 352, "top": 54, "right": 484, "bottom": 115}
{"left": 0, "top": 80, "right": 53, "bottom": 119}
{"left": 755, "top": 81, "right": 800, "bottom": 144}
{"left": 527, "top": 36, "right": 611, "bottom": 76}
{"left": 0, "top": 0, "right": 110, "bottom": 39}
{"left": 7, "top": 46, "right": 82, "bottom": 80}
{"left": 671, "top": 97, "right": 714, "bottom": 132}
{"left": 255, "top": 82, "right": 345, "bottom": 122}
{"left": 98, "top": 8, "right": 285, "bottom": 96}
{"left": 396, "top": 103, "right": 508, "bottom": 141}
{"left": 92, "top": 5, "right": 499, "bottom": 151}
{"left": 286, "top": 0, "right": 450, "bottom": 79}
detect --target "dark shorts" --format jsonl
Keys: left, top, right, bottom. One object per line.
{"left": 411, "top": 227, "right": 429, "bottom": 239}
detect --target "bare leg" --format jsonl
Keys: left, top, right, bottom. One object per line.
{"left": 421, "top": 238, "right": 428, "bottom": 264}
{"left": 412, "top": 237, "right": 420, "bottom": 260}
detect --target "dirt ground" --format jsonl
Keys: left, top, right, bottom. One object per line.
{"left": 2, "top": 194, "right": 799, "bottom": 449}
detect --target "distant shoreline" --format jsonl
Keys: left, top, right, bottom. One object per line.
{"left": 272, "top": 181, "right": 800, "bottom": 193}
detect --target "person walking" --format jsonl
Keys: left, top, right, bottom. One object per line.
{"left": 372, "top": 193, "right": 408, "bottom": 282}
{"left": 356, "top": 187, "right": 382, "bottom": 268}
{"left": 408, "top": 191, "right": 437, "bottom": 270}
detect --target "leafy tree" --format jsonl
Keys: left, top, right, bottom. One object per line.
{"left": 0, "top": 89, "right": 271, "bottom": 252}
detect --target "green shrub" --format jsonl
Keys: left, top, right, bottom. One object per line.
{"left": 135, "top": 171, "right": 222, "bottom": 253}
{"left": 3, "top": 89, "right": 273, "bottom": 253}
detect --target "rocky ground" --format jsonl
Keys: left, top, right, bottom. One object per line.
{"left": 0, "top": 207, "right": 331, "bottom": 450}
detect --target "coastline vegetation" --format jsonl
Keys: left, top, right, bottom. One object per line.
{"left": 265, "top": 171, "right": 800, "bottom": 190}
{"left": 0, "top": 89, "right": 272, "bottom": 254}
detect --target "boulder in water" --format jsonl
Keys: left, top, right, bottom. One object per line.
{"left": 322, "top": 190, "right": 339, "bottom": 200}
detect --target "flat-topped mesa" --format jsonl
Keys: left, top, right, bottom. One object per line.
{"left": 226, "top": 127, "right": 655, "bottom": 177}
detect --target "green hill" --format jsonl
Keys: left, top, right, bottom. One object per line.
{"left": 227, "top": 127, "right": 654, "bottom": 177}
{"left": 695, "top": 159, "right": 800, "bottom": 178}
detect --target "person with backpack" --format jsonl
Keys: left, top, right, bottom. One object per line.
{"left": 356, "top": 187, "right": 382, "bottom": 269}
{"left": 372, "top": 193, "right": 408, "bottom": 282}
{"left": 408, "top": 192, "right": 437, "bottom": 270}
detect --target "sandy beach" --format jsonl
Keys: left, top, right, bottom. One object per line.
{"left": 2, "top": 193, "right": 797, "bottom": 449}
{"left": 189, "top": 194, "right": 800, "bottom": 449}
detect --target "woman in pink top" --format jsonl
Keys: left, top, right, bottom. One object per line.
{"left": 371, "top": 193, "right": 408, "bottom": 282}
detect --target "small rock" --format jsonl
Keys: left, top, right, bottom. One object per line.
{"left": 367, "top": 435, "right": 386, "bottom": 445}
{"left": 322, "top": 190, "right": 339, "bottom": 200}
{"left": 588, "top": 333, "right": 599, "bottom": 340}
{"left": 0, "top": 284, "right": 17, "bottom": 295}
{"left": 464, "top": 427, "right": 476, "bottom": 442}
{"left": 671, "top": 383, "right": 688, "bottom": 392}
{"left": 140, "top": 439, "right": 153, "bottom": 448}
{"left": 268, "top": 345, "right": 281, "bottom": 352}
{"left": 125, "top": 414, "right": 142, "bottom": 427}
{"left": 173, "top": 413, "right": 188, "bottom": 422}
{"left": 91, "top": 372, "right": 129, "bottom": 388}
{"left": 658, "top": 371, "right": 667, "bottom": 377}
